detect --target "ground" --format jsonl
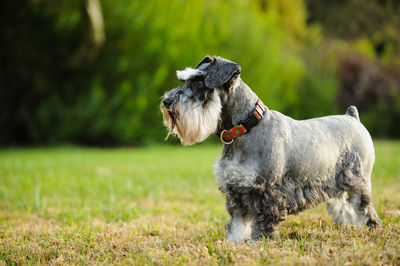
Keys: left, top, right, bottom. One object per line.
{"left": 0, "top": 141, "right": 399, "bottom": 265}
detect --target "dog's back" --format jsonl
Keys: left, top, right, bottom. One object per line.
{"left": 262, "top": 107, "right": 375, "bottom": 180}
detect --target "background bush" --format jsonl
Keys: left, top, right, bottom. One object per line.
{"left": 1, "top": 0, "right": 399, "bottom": 146}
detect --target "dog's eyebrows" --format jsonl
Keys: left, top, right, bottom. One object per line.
{"left": 176, "top": 67, "right": 205, "bottom": 81}
{"left": 189, "top": 76, "right": 204, "bottom": 82}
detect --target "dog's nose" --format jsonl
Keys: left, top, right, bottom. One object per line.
{"left": 163, "top": 98, "right": 174, "bottom": 108}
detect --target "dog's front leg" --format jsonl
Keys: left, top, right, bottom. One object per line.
{"left": 225, "top": 214, "right": 253, "bottom": 242}
{"left": 250, "top": 214, "right": 279, "bottom": 241}
{"left": 250, "top": 187, "right": 287, "bottom": 241}
{"left": 225, "top": 189, "right": 254, "bottom": 242}
{"left": 225, "top": 187, "right": 283, "bottom": 242}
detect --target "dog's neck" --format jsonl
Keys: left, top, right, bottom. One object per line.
{"left": 218, "top": 79, "right": 260, "bottom": 132}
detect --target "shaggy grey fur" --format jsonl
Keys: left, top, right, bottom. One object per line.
{"left": 162, "top": 56, "right": 381, "bottom": 242}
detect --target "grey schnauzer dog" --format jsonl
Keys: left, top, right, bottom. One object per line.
{"left": 161, "top": 56, "right": 381, "bottom": 242}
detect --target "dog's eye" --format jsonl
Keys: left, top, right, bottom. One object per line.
{"left": 190, "top": 79, "right": 205, "bottom": 90}
{"left": 191, "top": 80, "right": 203, "bottom": 88}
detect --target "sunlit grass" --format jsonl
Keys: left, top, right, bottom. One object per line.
{"left": 0, "top": 141, "right": 399, "bottom": 264}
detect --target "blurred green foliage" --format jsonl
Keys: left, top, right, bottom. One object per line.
{"left": 1, "top": 0, "right": 399, "bottom": 146}
{"left": 305, "top": 0, "right": 400, "bottom": 64}
{"left": 305, "top": 0, "right": 400, "bottom": 138}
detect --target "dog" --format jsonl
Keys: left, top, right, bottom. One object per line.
{"left": 161, "top": 56, "right": 381, "bottom": 242}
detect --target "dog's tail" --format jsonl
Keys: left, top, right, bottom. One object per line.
{"left": 345, "top": 105, "right": 360, "bottom": 121}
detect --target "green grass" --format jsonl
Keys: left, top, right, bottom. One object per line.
{"left": 0, "top": 145, "right": 223, "bottom": 223}
{"left": 0, "top": 141, "right": 399, "bottom": 264}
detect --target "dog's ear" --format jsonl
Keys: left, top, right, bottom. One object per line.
{"left": 203, "top": 56, "right": 241, "bottom": 89}
{"left": 196, "top": 55, "right": 213, "bottom": 69}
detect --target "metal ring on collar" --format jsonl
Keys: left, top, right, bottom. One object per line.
{"left": 220, "top": 130, "right": 234, "bottom": 145}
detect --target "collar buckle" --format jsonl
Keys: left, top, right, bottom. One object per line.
{"left": 220, "top": 130, "right": 235, "bottom": 144}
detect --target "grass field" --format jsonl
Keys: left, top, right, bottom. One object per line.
{"left": 1, "top": 141, "right": 400, "bottom": 264}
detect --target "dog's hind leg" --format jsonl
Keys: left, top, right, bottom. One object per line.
{"left": 327, "top": 193, "right": 381, "bottom": 226}
{"left": 350, "top": 179, "right": 381, "bottom": 226}
{"left": 327, "top": 166, "right": 381, "bottom": 226}
{"left": 365, "top": 203, "right": 381, "bottom": 226}
{"left": 326, "top": 190, "right": 380, "bottom": 226}
{"left": 345, "top": 164, "right": 381, "bottom": 226}
{"left": 326, "top": 192, "right": 362, "bottom": 224}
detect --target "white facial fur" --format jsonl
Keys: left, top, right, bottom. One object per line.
{"left": 162, "top": 89, "right": 221, "bottom": 146}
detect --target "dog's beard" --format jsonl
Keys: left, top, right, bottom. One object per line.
{"left": 162, "top": 91, "right": 221, "bottom": 146}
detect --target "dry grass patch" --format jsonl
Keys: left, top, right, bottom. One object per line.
{"left": 1, "top": 209, "right": 400, "bottom": 265}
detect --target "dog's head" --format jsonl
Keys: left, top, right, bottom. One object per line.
{"left": 161, "top": 56, "right": 241, "bottom": 145}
